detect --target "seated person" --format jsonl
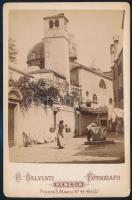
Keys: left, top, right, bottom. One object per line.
{"left": 22, "top": 132, "right": 31, "bottom": 147}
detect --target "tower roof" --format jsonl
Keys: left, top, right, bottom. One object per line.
{"left": 43, "top": 13, "right": 69, "bottom": 23}
{"left": 27, "top": 41, "right": 45, "bottom": 68}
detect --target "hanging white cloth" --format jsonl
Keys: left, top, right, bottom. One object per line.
{"left": 112, "top": 108, "right": 124, "bottom": 122}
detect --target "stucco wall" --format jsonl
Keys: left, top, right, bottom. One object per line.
{"left": 14, "top": 104, "right": 75, "bottom": 146}
{"left": 15, "top": 105, "right": 54, "bottom": 146}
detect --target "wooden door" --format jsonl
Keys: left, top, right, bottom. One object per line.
{"left": 8, "top": 103, "right": 16, "bottom": 147}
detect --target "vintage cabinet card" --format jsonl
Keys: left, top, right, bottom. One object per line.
{"left": 3, "top": 2, "right": 130, "bottom": 197}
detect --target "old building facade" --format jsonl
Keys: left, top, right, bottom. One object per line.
{"left": 110, "top": 11, "right": 124, "bottom": 109}
{"left": 70, "top": 62, "right": 113, "bottom": 108}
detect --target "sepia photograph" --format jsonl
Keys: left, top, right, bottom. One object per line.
{"left": 8, "top": 9, "right": 125, "bottom": 164}
{"left": 3, "top": 2, "right": 130, "bottom": 198}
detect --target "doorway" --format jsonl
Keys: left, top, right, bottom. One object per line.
{"left": 8, "top": 103, "right": 16, "bottom": 147}
{"left": 53, "top": 111, "right": 57, "bottom": 130}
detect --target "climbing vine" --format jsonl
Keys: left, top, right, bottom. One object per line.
{"left": 9, "top": 76, "right": 59, "bottom": 109}
{"left": 9, "top": 76, "right": 82, "bottom": 109}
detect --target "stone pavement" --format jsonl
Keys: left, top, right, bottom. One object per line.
{"left": 9, "top": 134, "right": 124, "bottom": 163}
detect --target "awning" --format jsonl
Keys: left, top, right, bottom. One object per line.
{"left": 78, "top": 105, "right": 108, "bottom": 114}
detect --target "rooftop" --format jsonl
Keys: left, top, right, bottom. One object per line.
{"left": 29, "top": 69, "right": 66, "bottom": 79}
{"left": 9, "top": 64, "right": 34, "bottom": 78}
{"left": 79, "top": 105, "right": 108, "bottom": 114}
{"left": 70, "top": 61, "right": 112, "bottom": 81}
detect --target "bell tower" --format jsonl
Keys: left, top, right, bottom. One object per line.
{"left": 43, "top": 13, "right": 70, "bottom": 86}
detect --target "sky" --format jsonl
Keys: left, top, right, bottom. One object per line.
{"left": 9, "top": 10, "right": 123, "bottom": 72}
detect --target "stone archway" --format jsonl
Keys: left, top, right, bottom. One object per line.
{"left": 8, "top": 87, "right": 23, "bottom": 102}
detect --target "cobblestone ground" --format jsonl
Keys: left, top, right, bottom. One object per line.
{"left": 9, "top": 133, "right": 124, "bottom": 163}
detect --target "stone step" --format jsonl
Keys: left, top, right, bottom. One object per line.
{"left": 84, "top": 140, "right": 115, "bottom": 145}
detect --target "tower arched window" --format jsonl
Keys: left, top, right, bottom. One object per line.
{"left": 99, "top": 79, "right": 106, "bottom": 89}
{"left": 55, "top": 19, "right": 59, "bottom": 27}
{"left": 93, "top": 94, "right": 97, "bottom": 103}
{"left": 49, "top": 20, "right": 54, "bottom": 28}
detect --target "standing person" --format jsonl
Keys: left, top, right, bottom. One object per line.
{"left": 57, "top": 120, "right": 64, "bottom": 149}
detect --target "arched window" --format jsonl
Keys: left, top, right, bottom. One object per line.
{"left": 49, "top": 20, "right": 54, "bottom": 28}
{"left": 99, "top": 79, "right": 106, "bottom": 89}
{"left": 55, "top": 19, "right": 59, "bottom": 27}
{"left": 109, "top": 98, "right": 112, "bottom": 104}
{"left": 93, "top": 94, "right": 97, "bottom": 103}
